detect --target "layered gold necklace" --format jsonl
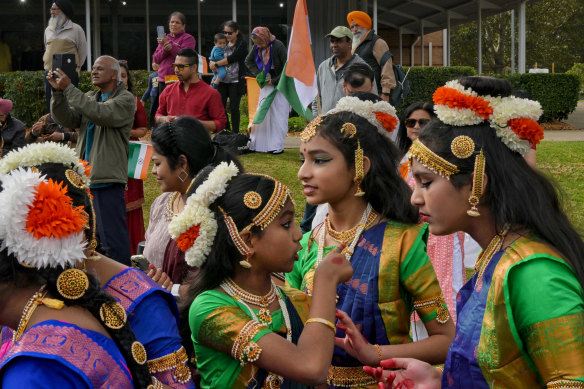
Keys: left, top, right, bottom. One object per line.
{"left": 474, "top": 224, "right": 510, "bottom": 290}
{"left": 221, "top": 278, "right": 279, "bottom": 326}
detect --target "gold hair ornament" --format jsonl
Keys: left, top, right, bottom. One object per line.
{"left": 132, "top": 341, "right": 148, "bottom": 365}
{"left": 243, "top": 191, "right": 262, "bottom": 209}
{"left": 408, "top": 139, "right": 460, "bottom": 179}
{"left": 467, "top": 150, "right": 486, "bottom": 217}
{"left": 353, "top": 140, "right": 365, "bottom": 197}
{"left": 340, "top": 122, "right": 357, "bottom": 138}
{"left": 99, "top": 301, "right": 127, "bottom": 330}
{"left": 56, "top": 268, "right": 89, "bottom": 300}
{"left": 450, "top": 136, "right": 475, "bottom": 159}
{"left": 65, "top": 169, "right": 86, "bottom": 189}
{"left": 219, "top": 206, "right": 253, "bottom": 259}
{"left": 300, "top": 116, "right": 324, "bottom": 142}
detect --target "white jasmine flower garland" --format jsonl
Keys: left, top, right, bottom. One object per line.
{"left": 0, "top": 142, "right": 89, "bottom": 184}
{"left": 432, "top": 80, "right": 544, "bottom": 154}
{"left": 328, "top": 96, "right": 399, "bottom": 138}
{"left": 168, "top": 162, "right": 240, "bottom": 267}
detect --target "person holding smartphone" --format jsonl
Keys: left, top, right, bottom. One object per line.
{"left": 152, "top": 11, "right": 195, "bottom": 97}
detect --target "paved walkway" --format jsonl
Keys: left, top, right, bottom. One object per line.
{"left": 284, "top": 101, "right": 584, "bottom": 148}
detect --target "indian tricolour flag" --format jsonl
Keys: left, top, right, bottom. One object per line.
{"left": 253, "top": 0, "right": 317, "bottom": 124}
{"left": 128, "top": 141, "right": 153, "bottom": 180}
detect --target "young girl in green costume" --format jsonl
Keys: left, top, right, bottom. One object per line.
{"left": 288, "top": 110, "right": 455, "bottom": 388}
{"left": 175, "top": 162, "right": 354, "bottom": 388}
{"left": 362, "top": 76, "right": 584, "bottom": 388}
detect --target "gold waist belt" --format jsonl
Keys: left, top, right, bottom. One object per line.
{"left": 327, "top": 365, "right": 377, "bottom": 387}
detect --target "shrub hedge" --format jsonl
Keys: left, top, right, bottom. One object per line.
{"left": 567, "top": 63, "right": 584, "bottom": 97}
{"left": 0, "top": 67, "right": 578, "bottom": 126}
{"left": 398, "top": 66, "right": 477, "bottom": 115}
{"left": 501, "top": 73, "right": 580, "bottom": 122}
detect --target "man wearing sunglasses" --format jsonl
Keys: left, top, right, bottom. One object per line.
{"left": 155, "top": 48, "right": 227, "bottom": 133}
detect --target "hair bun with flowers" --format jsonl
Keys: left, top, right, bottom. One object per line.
{"left": 168, "top": 161, "right": 240, "bottom": 267}
{"left": 0, "top": 168, "right": 88, "bottom": 268}
{"left": 0, "top": 143, "right": 93, "bottom": 269}
{"left": 433, "top": 79, "right": 544, "bottom": 155}
{"left": 329, "top": 96, "right": 399, "bottom": 138}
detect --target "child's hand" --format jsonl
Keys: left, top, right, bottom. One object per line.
{"left": 315, "top": 244, "right": 353, "bottom": 284}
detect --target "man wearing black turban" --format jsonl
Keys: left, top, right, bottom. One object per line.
{"left": 43, "top": 0, "right": 87, "bottom": 113}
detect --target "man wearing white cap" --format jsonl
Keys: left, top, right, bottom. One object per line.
{"left": 313, "top": 26, "right": 374, "bottom": 115}
{"left": 0, "top": 98, "right": 26, "bottom": 157}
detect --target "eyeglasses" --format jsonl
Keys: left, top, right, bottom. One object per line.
{"left": 172, "top": 63, "right": 193, "bottom": 71}
{"left": 50, "top": 7, "right": 60, "bottom": 12}
{"left": 405, "top": 118, "right": 431, "bottom": 128}
{"left": 222, "top": 31, "right": 234, "bottom": 35}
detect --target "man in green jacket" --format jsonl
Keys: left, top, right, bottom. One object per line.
{"left": 48, "top": 55, "right": 134, "bottom": 265}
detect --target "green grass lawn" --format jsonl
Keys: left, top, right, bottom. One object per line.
{"left": 143, "top": 140, "right": 584, "bottom": 234}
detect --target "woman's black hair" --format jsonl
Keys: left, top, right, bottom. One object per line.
{"left": 0, "top": 162, "right": 152, "bottom": 388}
{"left": 221, "top": 20, "right": 244, "bottom": 41}
{"left": 151, "top": 116, "right": 242, "bottom": 178}
{"left": 169, "top": 11, "right": 186, "bottom": 25}
{"left": 395, "top": 101, "right": 435, "bottom": 158}
{"left": 315, "top": 111, "right": 418, "bottom": 223}
{"left": 118, "top": 61, "right": 133, "bottom": 93}
{"left": 418, "top": 75, "right": 584, "bottom": 289}
{"left": 178, "top": 168, "right": 287, "bottom": 356}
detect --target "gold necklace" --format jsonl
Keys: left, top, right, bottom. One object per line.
{"left": 221, "top": 278, "right": 278, "bottom": 325}
{"left": 474, "top": 225, "right": 510, "bottom": 290}
{"left": 13, "top": 286, "right": 64, "bottom": 343}
{"left": 325, "top": 209, "right": 378, "bottom": 246}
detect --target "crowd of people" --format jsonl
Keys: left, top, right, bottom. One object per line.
{"left": 0, "top": 2, "right": 583, "bottom": 389}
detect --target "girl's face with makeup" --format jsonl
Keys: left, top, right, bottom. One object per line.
{"left": 298, "top": 134, "right": 356, "bottom": 206}
{"left": 250, "top": 199, "right": 302, "bottom": 273}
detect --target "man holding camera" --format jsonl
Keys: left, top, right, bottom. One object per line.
{"left": 48, "top": 55, "right": 134, "bottom": 266}
{"left": 43, "top": 0, "right": 87, "bottom": 113}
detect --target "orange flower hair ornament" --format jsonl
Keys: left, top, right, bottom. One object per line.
{"left": 0, "top": 168, "right": 88, "bottom": 268}
{"left": 329, "top": 96, "right": 399, "bottom": 138}
{"left": 433, "top": 80, "right": 493, "bottom": 126}
{"left": 433, "top": 80, "right": 544, "bottom": 155}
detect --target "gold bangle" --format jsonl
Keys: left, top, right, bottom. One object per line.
{"left": 305, "top": 317, "right": 336, "bottom": 335}
{"left": 374, "top": 344, "right": 382, "bottom": 365}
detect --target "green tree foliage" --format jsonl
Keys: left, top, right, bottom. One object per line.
{"left": 451, "top": 0, "right": 584, "bottom": 73}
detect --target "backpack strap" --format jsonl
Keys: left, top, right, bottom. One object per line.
{"left": 380, "top": 50, "right": 393, "bottom": 68}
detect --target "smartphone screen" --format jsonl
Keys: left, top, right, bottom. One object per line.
{"left": 157, "top": 26, "right": 165, "bottom": 38}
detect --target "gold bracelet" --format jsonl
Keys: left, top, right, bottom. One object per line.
{"left": 374, "top": 344, "right": 383, "bottom": 365}
{"left": 305, "top": 317, "right": 336, "bottom": 335}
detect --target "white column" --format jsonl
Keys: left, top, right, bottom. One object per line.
{"left": 373, "top": 0, "right": 378, "bottom": 32}
{"left": 399, "top": 28, "right": 403, "bottom": 66}
{"left": 518, "top": 1, "right": 526, "bottom": 73}
{"left": 510, "top": 9, "right": 515, "bottom": 74}
{"left": 85, "top": 0, "right": 92, "bottom": 71}
{"left": 232, "top": 0, "right": 237, "bottom": 21}
{"left": 478, "top": 1, "right": 482, "bottom": 74}
{"left": 420, "top": 20, "right": 424, "bottom": 66}
{"left": 429, "top": 41, "right": 432, "bottom": 66}
{"left": 442, "top": 29, "right": 447, "bottom": 66}
{"left": 447, "top": 12, "right": 451, "bottom": 66}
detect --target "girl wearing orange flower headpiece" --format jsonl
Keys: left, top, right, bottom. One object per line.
{"left": 365, "top": 76, "right": 584, "bottom": 388}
